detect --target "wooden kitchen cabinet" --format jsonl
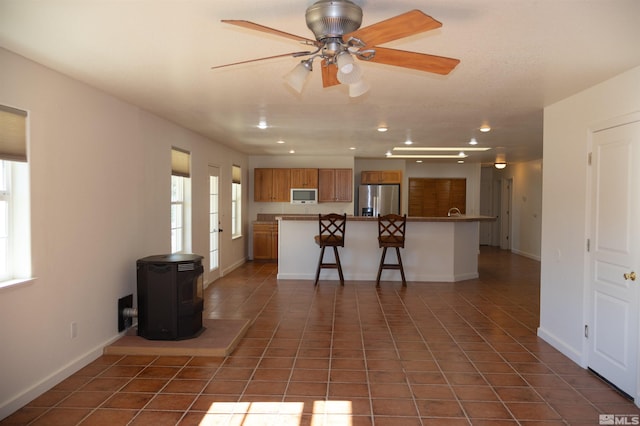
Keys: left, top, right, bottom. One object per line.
{"left": 318, "top": 168, "right": 352, "bottom": 202}
{"left": 408, "top": 178, "right": 466, "bottom": 217}
{"left": 290, "top": 168, "right": 318, "bottom": 188}
{"left": 253, "top": 222, "right": 278, "bottom": 260}
{"left": 254, "top": 168, "right": 291, "bottom": 202}
{"left": 361, "top": 170, "right": 402, "bottom": 184}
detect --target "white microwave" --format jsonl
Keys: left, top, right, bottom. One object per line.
{"left": 291, "top": 188, "right": 317, "bottom": 204}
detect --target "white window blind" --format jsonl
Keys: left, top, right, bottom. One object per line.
{"left": 171, "top": 147, "right": 190, "bottom": 178}
{"left": 0, "top": 105, "right": 27, "bottom": 162}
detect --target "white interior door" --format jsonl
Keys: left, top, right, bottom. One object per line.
{"left": 208, "top": 165, "right": 220, "bottom": 283}
{"left": 588, "top": 118, "right": 640, "bottom": 400}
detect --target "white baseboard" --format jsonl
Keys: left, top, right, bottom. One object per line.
{"left": 537, "top": 326, "right": 585, "bottom": 367}
{"left": 222, "top": 257, "right": 247, "bottom": 277}
{"left": 203, "top": 258, "right": 248, "bottom": 290}
{"left": 0, "top": 333, "right": 123, "bottom": 421}
{"left": 511, "top": 248, "right": 541, "bottom": 262}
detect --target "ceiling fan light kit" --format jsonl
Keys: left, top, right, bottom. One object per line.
{"left": 337, "top": 61, "right": 363, "bottom": 84}
{"left": 348, "top": 79, "right": 370, "bottom": 97}
{"left": 217, "top": 0, "right": 460, "bottom": 97}
{"left": 284, "top": 60, "right": 313, "bottom": 93}
{"left": 336, "top": 51, "right": 355, "bottom": 74}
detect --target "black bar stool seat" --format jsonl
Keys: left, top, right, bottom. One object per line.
{"left": 314, "top": 213, "right": 346, "bottom": 286}
{"left": 376, "top": 214, "right": 407, "bottom": 286}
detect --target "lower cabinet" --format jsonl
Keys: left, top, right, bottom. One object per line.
{"left": 253, "top": 222, "right": 278, "bottom": 260}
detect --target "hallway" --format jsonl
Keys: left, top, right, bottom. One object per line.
{"left": 3, "top": 247, "right": 639, "bottom": 425}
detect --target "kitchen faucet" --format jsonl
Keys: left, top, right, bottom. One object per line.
{"left": 447, "top": 207, "right": 461, "bottom": 217}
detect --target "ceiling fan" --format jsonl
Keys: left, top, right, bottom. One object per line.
{"left": 213, "top": 0, "right": 460, "bottom": 97}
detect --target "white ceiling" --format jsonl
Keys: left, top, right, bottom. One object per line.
{"left": 1, "top": 0, "right": 640, "bottom": 165}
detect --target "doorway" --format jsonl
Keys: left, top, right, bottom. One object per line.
{"left": 587, "top": 116, "right": 640, "bottom": 402}
{"left": 208, "top": 165, "right": 221, "bottom": 283}
{"left": 500, "top": 178, "right": 513, "bottom": 250}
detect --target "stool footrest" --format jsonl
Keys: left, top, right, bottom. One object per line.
{"left": 380, "top": 264, "right": 403, "bottom": 269}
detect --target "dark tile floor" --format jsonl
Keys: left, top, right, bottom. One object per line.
{"left": 2, "top": 247, "right": 639, "bottom": 425}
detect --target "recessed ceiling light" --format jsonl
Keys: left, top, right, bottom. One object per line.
{"left": 469, "top": 138, "right": 478, "bottom": 145}
{"left": 458, "top": 160, "right": 465, "bottom": 164}
{"left": 404, "top": 140, "right": 413, "bottom": 145}
{"left": 393, "top": 147, "right": 490, "bottom": 152}
{"left": 276, "top": 140, "right": 285, "bottom": 144}
{"left": 480, "top": 124, "right": 491, "bottom": 133}
{"left": 289, "top": 149, "right": 295, "bottom": 154}
{"left": 458, "top": 151, "right": 465, "bottom": 157}
{"left": 387, "top": 154, "right": 468, "bottom": 159}
{"left": 385, "top": 150, "right": 392, "bottom": 157}
{"left": 416, "top": 160, "right": 423, "bottom": 163}
{"left": 377, "top": 126, "right": 388, "bottom": 132}
{"left": 349, "top": 147, "right": 356, "bottom": 150}
{"left": 257, "top": 120, "right": 268, "bottom": 129}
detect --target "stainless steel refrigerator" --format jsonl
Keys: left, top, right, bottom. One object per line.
{"left": 358, "top": 184, "right": 400, "bottom": 216}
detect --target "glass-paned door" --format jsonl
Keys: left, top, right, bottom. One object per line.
{"left": 209, "top": 165, "right": 220, "bottom": 282}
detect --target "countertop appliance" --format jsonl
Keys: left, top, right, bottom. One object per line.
{"left": 358, "top": 184, "right": 400, "bottom": 216}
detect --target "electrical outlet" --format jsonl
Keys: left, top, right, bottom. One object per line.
{"left": 70, "top": 322, "right": 77, "bottom": 339}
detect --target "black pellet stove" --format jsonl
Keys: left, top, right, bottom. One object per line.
{"left": 136, "top": 253, "right": 204, "bottom": 340}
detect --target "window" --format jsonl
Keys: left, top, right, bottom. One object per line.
{"left": 231, "top": 165, "right": 242, "bottom": 238}
{"left": 0, "top": 105, "right": 31, "bottom": 285}
{"left": 171, "top": 148, "right": 191, "bottom": 253}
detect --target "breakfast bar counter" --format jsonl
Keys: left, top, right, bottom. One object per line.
{"left": 277, "top": 215, "right": 495, "bottom": 283}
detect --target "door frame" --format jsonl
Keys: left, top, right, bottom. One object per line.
{"left": 585, "top": 111, "right": 640, "bottom": 406}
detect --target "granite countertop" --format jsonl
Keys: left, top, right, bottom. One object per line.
{"left": 254, "top": 213, "right": 315, "bottom": 224}
{"left": 277, "top": 215, "right": 496, "bottom": 222}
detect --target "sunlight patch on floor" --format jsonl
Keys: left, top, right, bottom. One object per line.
{"left": 199, "top": 400, "right": 353, "bottom": 425}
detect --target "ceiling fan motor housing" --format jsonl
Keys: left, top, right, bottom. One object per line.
{"left": 305, "top": 0, "right": 363, "bottom": 41}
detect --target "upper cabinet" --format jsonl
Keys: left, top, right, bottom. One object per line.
{"left": 290, "top": 168, "right": 318, "bottom": 188}
{"left": 408, "top": 178, "right": 466, "bottom": 217}
{"left": 318, "top": 168, "right": 353, "bottom": 202}
{"left": 254, "top": 168, "right": 291, "bottom": 202}
{"left": 361, "top": 170, "right": 402, "bottom": 184}
{"left": 254, "top": 167, "right": 351, "bottom": 203}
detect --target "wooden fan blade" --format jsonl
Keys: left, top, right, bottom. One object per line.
{"left": 222, "top": 20, "right": 317, "bottom": 44}
{"left": 365, "top": 46, "right": 459, "bottom": 75}
{"left": 345, "top": 10, "right": 442, "bottom": 47}
{"left": 211, "top": 52, "right": 308, "bottom": 70}
{"left": 321, "top": 60, "right": 340, "bottom": 88}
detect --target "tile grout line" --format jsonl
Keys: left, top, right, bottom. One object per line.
{"left": 354, "top": 285, "right": 376, "bottom": 425}
{"left": 179, "top": 262, "right": 279, "bottom": 424}
{"left": 451, "top": 291, "right": 571, "bottom": 423}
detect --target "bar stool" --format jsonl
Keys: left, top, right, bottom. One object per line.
{"left": 314, "top": 213, "right": 347, "bottom": 286}
{"left": 376, "top": 214, "right": 407, "bottom": 287}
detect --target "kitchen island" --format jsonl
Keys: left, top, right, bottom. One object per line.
{"left": 277, "top": 215, "right": 495, "bottom": 283}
